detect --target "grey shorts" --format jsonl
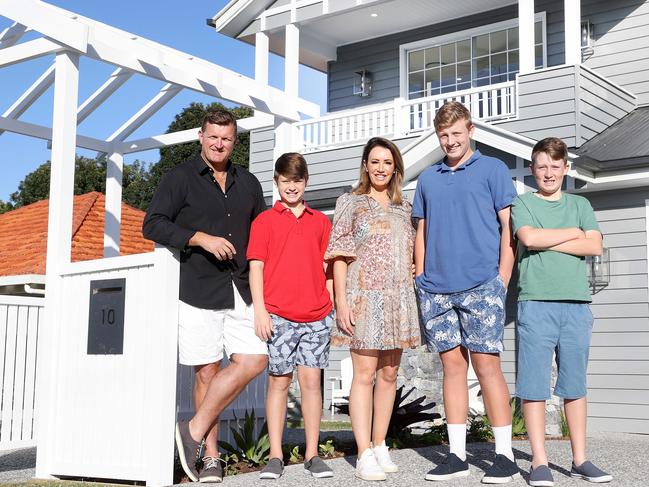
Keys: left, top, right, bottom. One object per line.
{"left": 267, "top": 311, "right": 334, "bottom": 375}
{"left": 417, "top": 274, "right": 506, "bottom": 354}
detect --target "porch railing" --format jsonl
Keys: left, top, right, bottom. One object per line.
{"left": 295, "top": 81, "right": 516, "bottom": 151}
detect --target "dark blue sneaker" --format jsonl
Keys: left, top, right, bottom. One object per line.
{"left": 481, "top": 454, "right": 520, "bottom": 484}
{"left": 529, "top": 464, "right": 554, "bottom": 486}
{"left": 425, "top": 453, "right": 469, "bottom": 481}
{"left": 570, "top": 461, "right": 612, "bottom": 483}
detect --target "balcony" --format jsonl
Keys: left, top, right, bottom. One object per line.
{"left": 294, "top": 81, "right": 516, "bottom": 152}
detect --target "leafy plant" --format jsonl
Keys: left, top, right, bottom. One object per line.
{"left": 281, "top": 444, "right": 303, "bottom": 464}
{"left": 560, "top": 409, "right": 570, "bottom": 438}
{"left": 511, "top": 398, "right": 527, "bottom": 437}
{"left": 221, "top": 453, "right": 240, "bottom": 476}
{"left": 219, "top": 410, "right": 270, "bottom": 467}
{"left": 386, "top": 386, "right": 440, "bottom": 441}
{"left": 467, "top": 398, "right": 526, "bottom": 441}
{"left": 318, "top": 438, "right": 336, "bottom": 458}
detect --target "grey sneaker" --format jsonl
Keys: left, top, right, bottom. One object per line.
{"left": 529, "top": 465, "right": 554, "bottom": 487}
{"left": 482, "top": 454, "right": 520, "bottom": 484}
{"left": 570, "top": 461, "right": 612, "bottom": 483}
{"left": 199, "top": 456, "right": 224, "bottom": 483}
{"left": 304, "top": 456, "right": 334, "bottom": 478}
{"left": 425, "top": 453, "right": 469, "bottom": 481}
{"left": 259, "top": 458, "right": 284, "bottom": 480}
{"left": 175, "top": 420, "right": 203, "bottom": 482}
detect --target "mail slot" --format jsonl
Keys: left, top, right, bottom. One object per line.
{"left": 87, "top": 278, "right": 126, "bottom": 355}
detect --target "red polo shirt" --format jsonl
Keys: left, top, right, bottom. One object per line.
{"left": 247, "top": 201, "right": 333, "bottom": 322}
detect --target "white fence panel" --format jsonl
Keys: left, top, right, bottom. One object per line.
{"left": 0, "top": 296, "right": 42, "bottom": 450}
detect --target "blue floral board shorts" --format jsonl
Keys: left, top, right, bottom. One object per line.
{"left": 267, "top": 311, "right": 334, "bottom": 375}
{"left": 416, "top": 274, "right": 506, "bottom": 354}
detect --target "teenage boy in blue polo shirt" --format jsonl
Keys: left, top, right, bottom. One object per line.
{"left": 512, "top": 137, "right": 611, "bottom": 486}
{"left": 248, "top": 152, "right": 335, "bottom": 480}
{"left": 413, "top": 101, "right": 519, "bottom": 483}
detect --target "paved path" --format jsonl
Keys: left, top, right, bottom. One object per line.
{"left": 2, "top": 432, "right": 644, "bottom": 485}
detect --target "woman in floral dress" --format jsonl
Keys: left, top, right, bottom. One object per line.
{"left": 326, "top": 137, "right": 420, "bottom": 481}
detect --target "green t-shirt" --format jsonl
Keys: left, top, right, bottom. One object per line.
{"left": 511, "top": 192, "right": 601, "bottom": 302}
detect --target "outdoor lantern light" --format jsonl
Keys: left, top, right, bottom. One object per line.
{"left": 586, "top": 247, "right": 609, "bottom": 294}
{"left": 353, "top": 69, "right": 373, "bottom": 97}
{"left": 581, "top": 20, "right": 594, "bottom": 58}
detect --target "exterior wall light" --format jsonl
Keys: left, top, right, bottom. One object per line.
{"left": 581, "top": 20, "right": 594, "bottom": 58}
{"left": 586, "top": 247, "right": 609, "bottom": 294}
{"left": 353, "top": 69, "right": 373, "bottom": 97}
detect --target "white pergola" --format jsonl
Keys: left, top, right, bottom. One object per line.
{"left": 0, "top": 1, "right": 318, "bottom": 484}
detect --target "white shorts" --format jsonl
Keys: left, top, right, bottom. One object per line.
{"left": 178, "top": 284, "right": 268, "bottom": 366}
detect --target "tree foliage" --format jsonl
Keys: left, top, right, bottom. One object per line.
{"left": 1, "top": 102, "right": 254, "bottom": 213}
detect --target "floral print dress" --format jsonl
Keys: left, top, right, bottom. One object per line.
{"left": 325, "top": 192, "right": 420, "bottom": 350}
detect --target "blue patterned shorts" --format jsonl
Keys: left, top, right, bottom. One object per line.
{"left": 267, "top": 311, "right": 334, "bottom": 375}
{"left": 416, "top": 274, "right": 506, "bottom": 354}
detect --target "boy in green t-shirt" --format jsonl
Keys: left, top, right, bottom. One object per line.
{"left": 511, "top": 137, "right": 612, "bottom": 486}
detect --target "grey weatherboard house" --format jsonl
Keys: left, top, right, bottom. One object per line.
{"left": 210, "top": 0, "right": 649, "bottom": 435}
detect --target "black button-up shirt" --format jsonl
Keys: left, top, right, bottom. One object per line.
{"left": 143, "top": 156, "right": 266, "bottom": 309}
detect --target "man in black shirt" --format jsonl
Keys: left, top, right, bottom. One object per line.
{"left": 143, "top": 110, "right": 268, "bottom": 483}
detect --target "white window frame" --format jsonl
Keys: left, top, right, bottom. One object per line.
{"left": 398, "top": 12, "right": 547, "bottom": 99}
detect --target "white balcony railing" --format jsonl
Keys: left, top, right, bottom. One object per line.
{"left": 295, "top": 81, "right": 517, "bottom": 151}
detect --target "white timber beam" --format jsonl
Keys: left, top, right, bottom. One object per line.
{"left": 104, "top": 83, "right": 182, "bottom": 145}
{"left": 104, "top": 150, "right": 123, "bottom": 257}
{"left": 119, "top": 113, "right": 274, "bottom": 154}
{"left": 0, "top": 21, "right": 27, "bottom": 48}
{"left": 0, "top": 0, "right": 88, "bottom": 53}
{"left": 518, "top": 0, "right": 535, "bottom": 74}
{"left": 0, "top": 38, "right": 65, "bottom": 68}
{"left": 284, "top": 24, "right": 299, "bottom": 99}
{"left": 564, "top": 0, "right": 581, "bottom": 65}
{"left": 77, "top": 67, "right": 133, "bottom": 124}
{"left": 0, "top": 115, "right": 112, "bottom": 152}
{"left": 0, "top": 62, "right": 55, "bottom": 136}
{"left": 255, "top": 31, "right": 269, "bottom": 86}
{"left": 36, "top": 50, "right": 80, "bottom": 479}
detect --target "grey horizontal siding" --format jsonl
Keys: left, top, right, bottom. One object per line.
{"left": 249, "top": 126, "right": 275, "bottom": 196}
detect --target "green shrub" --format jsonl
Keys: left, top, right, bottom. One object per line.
{"left": 219, "top": 410, "right": 270, "bottom": 467}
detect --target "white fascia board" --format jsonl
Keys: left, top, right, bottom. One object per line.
{"left": 0, "top": 62, "right": 55, "bottom": 136}
{"left": 210, "top": 0, "right": 270, "bottom": 35}
{"left": 0, "top": 21, "right": 27, "bottom": 48}
{"left": 0, "top": 0, "right": 88, "bottom": 53}
{"left": 0, "top": 115, "right": 112, "bottom": 152}
{"left": 120, "top": 114, "right": 274, "bottom": 154}
{"left": 77, "top": 68, "right": 133, "bottom": 124}
{"left": 0, "top": 274, "right": 46, "bottom": 286}
{"left": 0, "top": 37, "right": 65, "bottom": 68}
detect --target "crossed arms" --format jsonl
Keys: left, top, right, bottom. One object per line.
{"left": 516, "top": 226, "right": 602, "bottom": 256}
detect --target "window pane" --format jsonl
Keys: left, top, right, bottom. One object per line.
{"left": 409, "top": 50, "right": 425, "bottom": 71}
{"left": 491, "top": 29, "right": 507, "bottom": 53}
{"left": 476, "top": 77, "right": 491, "bottom": 87}
{"left": 457, "top": 39, "right": 471, "bottom": 61}
{"left": 507, "top": 27, "right": 518, "bottom": 50}
{"left": 441, "top": 85, "right": 457, "bottom": 93}
{"left": 474, "top": 56, "right": 490, "bottom": 79}
{"left": 535, "top": 44, "right": 543, "bottom": 67}
{"left": 491, "top": 52, "right": 508, "bottom": 75}
{"left": 491, "top": 74, "right": 507, "bottom": 84}
{"left": 409, "top": 71, "right": 425, "bottom": 94}
{"left": 508, "top": 72, "right": 517, "bottom": 81}
{"left": 457, "top": 82, "right": 471, "bottom": 91}
{"left": 441, "top": 42, "right": 456, "bottom": 65}
{"left": 535, "top": 21, "right": 542, "bottom": 45}
{"left": 508, "top": 50, "right": 519, "bottom": 73}
{"left": 457, "top": 61, "right": 471, "bottom": 84}
{"left": 409, "top": 90, "right": 425, "bottom": 99}
{"left": 473, "top": 33, "right": 490, "bottom": 57}
{"left": 425, "top": 67, "right": 441, "bottom": 93}
{"left": 425, "top": 46, "right": 440, "bottom": 68}
{"left": 441, "top": 64, "right": 456, "bottom": 87}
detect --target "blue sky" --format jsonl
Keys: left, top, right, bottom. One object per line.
{"left": 0, "top": 0, "right": 327, "bottom": 202}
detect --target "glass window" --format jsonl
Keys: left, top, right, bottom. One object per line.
{"left": 405, "top": 18, "right": 545, "bottom": 99}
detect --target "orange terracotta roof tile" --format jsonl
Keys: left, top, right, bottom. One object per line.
{"left": 0, "top": 192, "right": 154, "bottom": 277}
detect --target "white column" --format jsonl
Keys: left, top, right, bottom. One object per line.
{"left": 255, "top": 31, "right": 269, "bottom": 86}
{"left": 564, "top": 0, "right": 581, "bottom": 65}
{"left": 104, "top": 148, "right": 123, "bottom": 257}
{"left": 36, "top": 49, "right": 80, "bottom": 480}
{"left": 518, "top": 0, "right": 535, "bottom": 74}
{"left": 284, "top": 23, "right": 299, "bottom": 98}
{"left": 272, "top": 120, "right": 294, "bottom": 203}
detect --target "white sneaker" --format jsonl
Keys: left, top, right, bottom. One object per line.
{"left": 355, "top": 448, "right": 387, "bottom": 481}
{"left": 372, "top": 441, "right": 398, "bottom": 473}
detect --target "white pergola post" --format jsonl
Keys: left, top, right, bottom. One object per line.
{"left": 35, "top": 49, "right": 80, "bottom": 479}
{"left": 564, "top": 0, "right": 581, "bottom": 65}
{"left": 284, "top": 23, "right": 299, "bottom": 98}
{"left": 518, "top": 0, "right": 535, "bottom": 74}
{"left": 255, "top": 31, "right": 270, "bottom": 118}
{"left": 104, "top": 148, "right": 123, "bottom": 257}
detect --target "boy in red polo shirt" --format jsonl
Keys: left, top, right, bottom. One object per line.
{"left": 248, "top": 152, "right": 334, "bottom": 480}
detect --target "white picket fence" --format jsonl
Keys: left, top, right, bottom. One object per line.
{"left": 295, "top": 81, "right": 517, "bottom": 151}
{"left": 0, "top": 292, "right": 267, "bottom": 452}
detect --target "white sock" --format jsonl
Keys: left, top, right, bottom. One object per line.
{"left": 447, "top": 423, "right": 467, "bottom": 461}
{"left": 493, "top": 425, "right": 514, "bottom": 461}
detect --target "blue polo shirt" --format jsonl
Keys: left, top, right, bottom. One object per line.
{"left": 412, "top": 150, "right": 517, "bottom": 293}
